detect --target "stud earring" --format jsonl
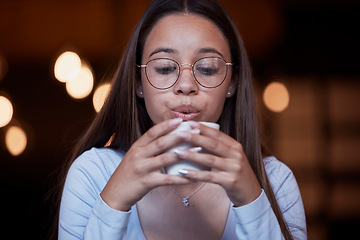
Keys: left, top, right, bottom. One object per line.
{"left": 227, "top": 91, "right": 231, "bottom": 95}
{"left": 139, "top": 91, "right": 143, "bottom": 95}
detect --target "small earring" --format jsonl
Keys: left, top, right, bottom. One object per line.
{"left": 227, "top": 91, "right": 231, "bottom": 95}
{"left": 139, "top": 91, "right": 143, "bottom": 95}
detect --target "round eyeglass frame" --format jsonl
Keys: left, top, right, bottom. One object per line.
{"left": 137, "top": 56, "right": 233, "bottom": 90}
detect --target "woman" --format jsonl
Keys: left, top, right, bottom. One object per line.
{"left": 58, "top": 0, "right": 307, "bottom": 239}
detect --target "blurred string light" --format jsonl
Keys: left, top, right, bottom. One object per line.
{"left": 0, "top": 55, "right": 28, "bottom": 156}
{"left": 66, "top": 64, "right": 94, "bottom": 99}
{"left": 54, "top": 51, "right": 94, "bottom": 99}
{"left": 263, "top": 81, "right": 290, "bottom": 113}
{"left": 5, "top": 125, "right": 27, "bottom": 156}
{"left": 0, "top": 96, "right": 13, "bottom": 127}
{"left": 92, "top": 83, "right": 111, "bottom": 112}
{"left": 54, "top": 51, "right": 82, "bottom": 83}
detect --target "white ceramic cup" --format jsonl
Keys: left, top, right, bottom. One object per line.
{"left": 164, "top": 121, "right": 220, "bottom": 175}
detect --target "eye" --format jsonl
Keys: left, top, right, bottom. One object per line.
{"left": 155, "top": 66, "right": 177, "bottom": 75}
{"left": 196, "top": 66, "right": 219, "bottom": 76}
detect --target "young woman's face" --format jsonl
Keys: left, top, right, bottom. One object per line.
{"left": 138, "top": 13, "right": 235, "bottom": 124}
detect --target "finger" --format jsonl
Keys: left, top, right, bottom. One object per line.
{"left": 139, "top": 151, "right": 182, "bottom": 173}
{"left": 149, "top": 172, "right": 193, "bottom": 186}
{"left": 198, "top": 122, "right": 238, "bottom": 146}
{"left": 140, "top": 130, "right": 196, "bottom": 157}
{"left": 175, "top": 150, "right": 235, "bottom": 172}
{"left": 136, "top": 118, "right": 183, "bottom": 147}
{"left": 178, "top": 169, "right": 229, "bottom": 186}
{"left": 178, "top": 131, "right": 238, "bottom": 159}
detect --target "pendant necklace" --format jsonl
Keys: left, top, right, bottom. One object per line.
{"left": 168, "top": 182, "right": 206, "bottom": 207}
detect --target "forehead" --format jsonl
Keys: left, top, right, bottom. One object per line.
{"left": 142, "top": 13, "right": 231, "bottom": 61}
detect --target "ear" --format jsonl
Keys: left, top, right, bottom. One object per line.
{"left": 226, "top": 75, "right": 238, "bottom": 98}
{"left": 136, "top": 85, "right": 144, "bottom": 98}
{"left": 136, "top": 73, "right": 144, "bottom": 98}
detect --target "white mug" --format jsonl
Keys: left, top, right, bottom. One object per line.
{"left": 164, "top": 121, "right": 220, "bottom": 175}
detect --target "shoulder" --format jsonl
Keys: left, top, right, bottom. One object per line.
{"left": 65, "top": 147, "right": 125, "bottom": 193}
{"left": 263, "top": 156, "right": 303, "bottom": 212}
{"left": 263, "top": 156, "right": 293, "bottom": 182}
{"left": 263, "top": 156, "right": 297, "bottom": 194}
{"left": 60, "top": 148, "right": 126, "bottom": 237}
{"left": 70, "top": 147, "right": 125, "bottom": 176}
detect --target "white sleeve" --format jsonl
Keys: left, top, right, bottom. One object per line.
{"left": 267, "top": 158, "right": 307, "bottom": 239}
{"left": 83, "top": 196, "right": 132, "bottom": 240}
{"left": 232, "top": 157, "right": 307, "bottom": 239}
{"left": 232, "top": 190, "right": 284, "bottom": 239}
{"left": 58, "top": 149, "right": 131, "bottom": 240}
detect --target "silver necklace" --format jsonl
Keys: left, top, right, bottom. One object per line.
{"left": 168, "top": 183, "right": 206, "bottom": 207}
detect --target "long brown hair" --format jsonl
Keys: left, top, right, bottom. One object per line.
{"left": 57, "top": 0, "right": 293, "bottom": 239}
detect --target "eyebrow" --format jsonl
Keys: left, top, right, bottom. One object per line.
{"left": 148, "top": 47, "right": 224, "bottom": 58}
{"left": 198, "top": 48, "right": 224, "bottom": 58}
{"left": 149, "top": 48, "right": 177, "bottom": 57}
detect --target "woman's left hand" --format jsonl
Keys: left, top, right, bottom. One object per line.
{"left": 175, "top": 121, "right": 262, "bottom": 207}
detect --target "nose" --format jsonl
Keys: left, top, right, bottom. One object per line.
{"left": 173, "top": 65, "right": 199, "bottom": 95}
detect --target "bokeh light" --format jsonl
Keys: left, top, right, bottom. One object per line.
{"left": 5, "top": 125, "right": 27, "bottom": 156}
{"left": 54, "top": 51, "right": 82, "bottom": 83}
{"left": 92, "top": 83, "right": 111, "bottom": 112}
{"left": 65, "top": 64, "right": 94, "bottom": 99}
{"left": 263, "top": 81, "right": 290, "bottom": 113}
{"left": 0, "top": 96, "right": 13, "bottom": 127}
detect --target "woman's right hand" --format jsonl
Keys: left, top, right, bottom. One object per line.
{"left": 100, "top": 118, "right": 193, "bottom": 211}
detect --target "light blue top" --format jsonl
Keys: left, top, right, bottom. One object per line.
{"left": 59, "top": 147, "right": 307, "bottom": 239}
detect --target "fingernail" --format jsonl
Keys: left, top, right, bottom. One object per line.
{"left": 169, "top": 118, "right": 183, "bottom": 127}
{"left": 174, "top": 149, "right": 187, "bottom": 157}
{"left": 189, "top": 147, "right": 202, "bottom": 152}
{"left": 187, "top": 121, "right": 200, "bottom": 128}
{"left": 178, "top": 169, "right": 189, "bottom": 175}
{"left": 188, "top": 128, "right": 200, "bottom": 134}
{"left": 176, "top": 131, "right": 191, "bottom": 140}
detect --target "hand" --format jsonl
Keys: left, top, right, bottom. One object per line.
{"left": 100, "top": 118, "right": 193, "bottom": 211}
{"left": 174, "top": 122, "right": 262, "bottom": 207}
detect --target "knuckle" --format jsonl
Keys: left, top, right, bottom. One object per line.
{"left": 131, "top": 150, "right": 142, "bottom": 160}
{"left": 154, "top": 137, "right": 166, "bottom": 149}
{"left": 146, "top": 127, "right": 158, "bottom": 139}
{"left": 233, "top": 151, "right": 243, "bottom": 161}
{"left": 206, "top": 172, "right": 216, "bottom": 182}
{"left": 231, "top": 162, "right": 243, "bottom": 173}
{"left": 158, "top": 153, "right": 172, "bottom": 166}
{"left": 207, "top": 139, "right": 220, "bottom": 150}
{"left": 205, "top": 155, "right": 217, "bottom": 166}
{"left": 227, "top": 175, "right": 239, "bottom": 188}
{"left": 235, "top": 143, "right": 244, "bottom": 152}
{"left": 163, "top": 174, "right": 175, "bottom": 185}
{"left": 133, "top": 163, "right": 144, "bottom": 175}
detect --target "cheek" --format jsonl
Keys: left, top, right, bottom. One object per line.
{"left": 201, "top": 88, "right": 227, "bottom": 122}
{"left": 142, "top": 88, "right": 168, "bottom": 124}
{"left": 208, "top": 95, "right": 227, "bottom": 122}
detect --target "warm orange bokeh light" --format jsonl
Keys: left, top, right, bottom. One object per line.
{"left": 263, "top": 81, "right": 290, "bottom": 113}
{"left": 54, "top": 51, "right": 82, "bottom": 83}
{"left": 0, "top": 96, "right": 13, "bottom": 127}
{"left": 5, "top": 126, "right": 27, "bottom": 156}
{"left": 65, "top": 65, "right": 94, "bottom": 99}
{"left": 93, "top": 83, "right": 111, "bottom": 112}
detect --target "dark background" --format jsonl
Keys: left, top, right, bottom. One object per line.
{"left": 0, "top": 0, "right": 359, "bottom": 239}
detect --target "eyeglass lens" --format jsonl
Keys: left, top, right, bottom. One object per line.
{"left": 145, "top": 57, "right": 228, "bottom": 89}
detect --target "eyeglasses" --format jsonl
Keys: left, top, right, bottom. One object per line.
{"left": 137, "top": 57, "right": 233, "bottom": 90}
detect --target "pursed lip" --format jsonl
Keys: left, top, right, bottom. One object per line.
{"left": 170, "top": 105, "right": 201, "bottom": 121}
